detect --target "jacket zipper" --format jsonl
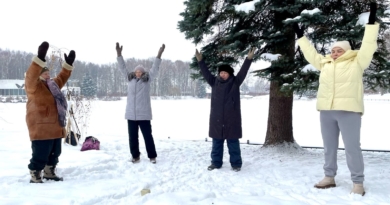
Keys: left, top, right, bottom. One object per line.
{"left": 134, "top": 81, "right": 137, "bottom": 120}
{"left": 332, "top": 61, "right": 336, "bottom": 109}
{"left": 222, "top": 88, "right": 225, "bottom": 139}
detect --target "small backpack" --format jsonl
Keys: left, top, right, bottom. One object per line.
{"left": 80, "top": 136, "right": 100, "bottom": 151}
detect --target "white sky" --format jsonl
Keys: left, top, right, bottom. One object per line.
{"left": 0, "top": 96, "right": 390, "bottom": 204}
{"left": 0, "top": 0, "right": 196, "bottom": 64}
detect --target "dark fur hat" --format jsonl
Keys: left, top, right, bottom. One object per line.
{"left": 218, "top": 64, "right": 234, "bottom": 75}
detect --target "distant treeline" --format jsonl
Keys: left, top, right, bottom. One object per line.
{"left": 0, "top": 48, "right": 271, "bottom": 97}
{"left": 0, "top": 48, "right": 201, "bottom": 97}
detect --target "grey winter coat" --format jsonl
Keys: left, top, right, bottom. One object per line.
{"left": 117, "top": 56, "right": 162, "bottom": 120}
{"left": 198, "top": 59, "right": 252, "bottom": 139}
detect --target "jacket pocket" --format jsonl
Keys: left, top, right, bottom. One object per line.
{"left": 35, "top": 106, "right": 56, "bottom": 124}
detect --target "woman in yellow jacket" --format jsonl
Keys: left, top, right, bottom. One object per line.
{"left": 293, "top": 2, "right": 379, "bottom": 196}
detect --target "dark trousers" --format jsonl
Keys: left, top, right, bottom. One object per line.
{"left": 127, "top": 120, "right": 157, "bottom": 159}
{"left": 28, "top": 138, "right": 62, "bottom": 171}
{"left": 211, "top": 138, "right": 242, "bottom": 168}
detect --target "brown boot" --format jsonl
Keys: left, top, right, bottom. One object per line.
{"left": 29, "top": 170, "right": 43, "bottom": 183}
{"left": 351, "top": 183, "right": 365, "bottom": 196}
{"left": 314, "top": 176, "right": 336, "bottom": 189}
{"left": 43, "top": 165, "right": 63, "bottom": 181}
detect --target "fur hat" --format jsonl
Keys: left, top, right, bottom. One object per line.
{"left": 218, "top": 64, "right": 234, "bottom": 75}
{"left": 331, "top": 41, "right": 351, "bottom": 52}
{"left": 134, "top": 65, "right": 145, "bottom": 73}
{"left": 40, "top": 67, "right": 49, "bottom": 74}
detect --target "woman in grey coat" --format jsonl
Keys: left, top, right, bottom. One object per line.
{"left": 116, "top": 43, "right": 165, "bottom": 164}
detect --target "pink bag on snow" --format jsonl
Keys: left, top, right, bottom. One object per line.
{"left": 80, "top": 136, "right": 100, "bottom": 151}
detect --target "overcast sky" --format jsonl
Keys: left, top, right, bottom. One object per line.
{"left": 3, "top": 1, "right": 382, "bottom": 69}
{"left": 0, "top": 0, "right": 197, "bottom": 64}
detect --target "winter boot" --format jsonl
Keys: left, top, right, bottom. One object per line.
{"left": 207, "top": 164, "right": 220, "bottom": 171}
{"left": 43, "top": 165, "right": 63, "bottom": 181}
{"left": 351, "top": 183, "right": 365, "bottom": 196}
{"left": 132, "top": 157, "right": 140, "bottom": 163}
{"left": 150, "top": 158, "right": 156, "bottom": 164}
{"left": 314, "top": 176, "right": 336, "bottom": 189}
{"left": 29, "top": 170, "right": 43, "bottom": 183}
{"left": 232, "top": 167, "right": 241, "bottom": 172}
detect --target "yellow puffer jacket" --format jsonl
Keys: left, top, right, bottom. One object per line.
{"left": 298, "top": 23, "right": 379, "bottom": 114}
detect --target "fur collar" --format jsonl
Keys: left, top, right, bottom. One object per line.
{"left": 128, "top": 72, "right": 149, "bottom": 82}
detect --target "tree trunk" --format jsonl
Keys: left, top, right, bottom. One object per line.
{"left": 263, "top": 81, "right": 294, "bottom": 145}
{"left": 263, "top": 0, "right": 296, "bottom": 146}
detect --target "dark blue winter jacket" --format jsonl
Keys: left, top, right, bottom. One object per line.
{"left": 198, "top": 59, "right": 252, "bottom": 139}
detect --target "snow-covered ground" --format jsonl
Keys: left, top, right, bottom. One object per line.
{"left": 0, "top": 95, "right": 389, "bottom": 205}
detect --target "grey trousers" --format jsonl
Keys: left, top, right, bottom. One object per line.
{"left": 320, "top": 110, "right": 364, "bottom": 183}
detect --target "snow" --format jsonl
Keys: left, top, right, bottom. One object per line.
{"left": 260, "top": 53, "right": 281, "bottom": 61}
{"left": 301, "top": 8, "right": 321, "bottom": 15}
{"left": 285, "top": 8, "right": 320, "bottom": 22}
{"left": 382, "top": 9, "right": 390, "bottom": 24}
{"left": 302, "top": 64, "right": 318, "bottom": 72}
{"left": 249, "top": 60, "right": 271, "bottom": 72}
{"left": 357, "top": 12, "right": 370, "bottom": 26}
{"left": 357, "top": 9, "right": 390, "bottom": 25}
{"left": 205, "top": 87, "right": 211, "bottom": 94}
{"left": 0, "top": 97, "right": 390, "bottom": 204}
{"left": 284, "top": 16, "right": 302, "bottom": 23}
{"left": 234, "top": 0, "right": 260, "bottom": 13}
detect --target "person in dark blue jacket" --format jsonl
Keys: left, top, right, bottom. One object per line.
{"left": 195, "top": 48, "right": 255, "bottom": 172}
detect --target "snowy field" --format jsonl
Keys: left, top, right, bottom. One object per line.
{"left": 0, "top": 95, "right": 389, "bottom": 205}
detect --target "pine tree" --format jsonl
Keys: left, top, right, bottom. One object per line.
{"left": 292, "top": 0, "right": 390, "bottom": 92}
{"left": 196, "top": 80, "right": 206, "bottom": 98}
{"left": 178, "top": 0, "right": 389, "bottom": 146}
{"left": 81, "top": 74, "right": 97, "bottom": 97}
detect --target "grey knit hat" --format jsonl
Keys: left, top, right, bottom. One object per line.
{"left": 134, "top": 65, "right": 145, "bottom": 73}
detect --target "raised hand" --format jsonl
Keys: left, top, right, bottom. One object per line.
{"left": 116, "top": 42, "right": 123, "bottom": 57}
{"left": 293, "top": 23, "right": 304, "bottom": 38}
{"left": 195, "top": 49, "right": 203, "bottom": 62}
{"left": 37, "top": 41, "right": 49, "bottom": 62}
{"left": 157, "top": 44, "right": 165, "bottom": 59}
{"left": 247, "top": 47, "right": 256, "bottom": 60}
{"left": 368, "top": 2, "right": 377, "bottom": 24}
{"left": 64, "top": 50, "right": 76, "bottom": 66}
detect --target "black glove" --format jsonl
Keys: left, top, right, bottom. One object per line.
{"left": 37, "top": 41, "right": 49, "bottom": 62}
{"left": 116, "top": 42, "right": 123, "bottom": 57}
{"left": 368, "top": 2, "right": 377, "bottom": 24}
{"left": 64, "top": 50, "right": 76, "bottom": 66}
{"left": 293, "top": 23, "right": 304, "bottom": 38}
